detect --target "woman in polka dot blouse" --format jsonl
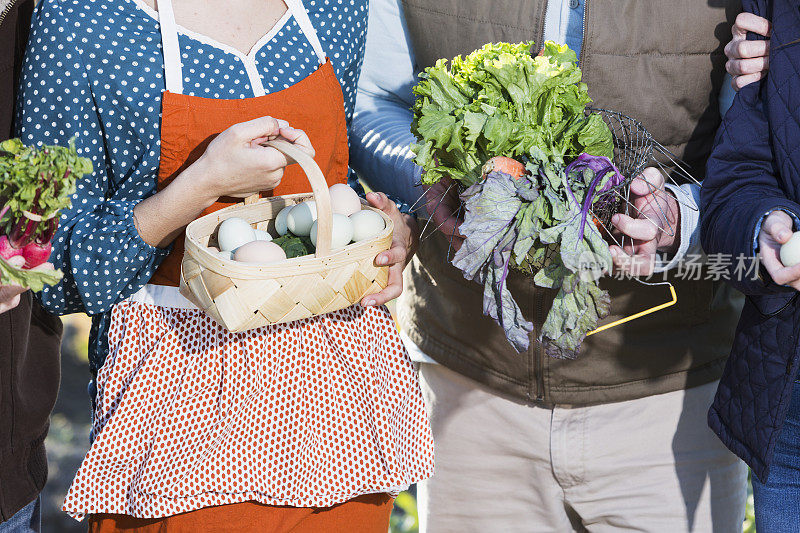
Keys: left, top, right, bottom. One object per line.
{"left": 16, "top": 0, "right": 434, "bottom": 530}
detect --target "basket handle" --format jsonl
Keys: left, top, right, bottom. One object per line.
{"left": 248, "top": 138, "right": 333, "bottom": 257}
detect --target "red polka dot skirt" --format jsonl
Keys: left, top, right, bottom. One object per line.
{"left": 62, "top": 301, "right": 434, "bottom": 520}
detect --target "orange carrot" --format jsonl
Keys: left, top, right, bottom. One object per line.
{"left": 481, "top": 156, "right": 527, "bottom": 180}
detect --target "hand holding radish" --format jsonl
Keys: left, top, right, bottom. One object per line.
{"left": 0, "top": 139, "right": 92, "bottom": 291}
{"left": 361, "top": 192, "right": 419, "bottom": 307}
{"left": 725, "top": 12, "right": 771, "bottom": 91}
{"left": 0, "top": 261, "right": 54, "bottom": 313}
{"left": 760, "top": 210, "right": 800, "bottom": 290}
{"left": 422, "top": 175, "right": 465, "bottom": 251}
{"left": 609, "top": 167, "right": 680, "bottom": 277}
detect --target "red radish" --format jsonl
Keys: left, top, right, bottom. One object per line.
{"left": 0, "top": 235, "right": 22, "bottom": 261}
{"left": 21, "top": 241, "right": 52, "bottom": 269}
{"left": 482, "top": 157, "right": 528, "bottom": 180}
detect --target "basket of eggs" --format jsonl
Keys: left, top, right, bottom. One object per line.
{"left": 179, "top": 139, "right": 393, "bottom": 333}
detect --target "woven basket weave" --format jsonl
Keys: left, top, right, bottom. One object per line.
{"left": 179, "top": 139, "right": 393, "bottom": 333}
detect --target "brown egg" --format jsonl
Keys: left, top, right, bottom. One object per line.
{"left": 233, "top": 241, "right": 287, "bottom": 264}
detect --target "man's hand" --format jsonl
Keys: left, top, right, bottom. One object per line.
{"left": 422, "top": 175, "right": 465, "bottom": 251}
{"left": 361, "top": 192, "right": 420, "bottom": 307}
{"left": 0, "top": 260, "right": 55, "bottom": 314}
{"left": 758, "top": 210, "right": 800, "bottom": 290}
{"left": 726, "top": 12, "right": 771, "bottom": 91}
{"left": 609, "top": 167, "right": 680, "bottom": 277}
{"left": 0, "top": 284, "right": 26, "bottom": 314}
{"left": 0, "top": 256, "right": 26, "bottom": 314}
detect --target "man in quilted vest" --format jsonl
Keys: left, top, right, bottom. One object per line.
{"left": 351, "top": 0, "right": 750, "bottom": 531}
{"left": 702, "top": 1, "right": 800, "bottom": 531}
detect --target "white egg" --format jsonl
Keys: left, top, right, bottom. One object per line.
{"left": 349, "top": 209, "right": 386, "bottom": 242}
{"left": 233, "top": 240, "right": 287, "bottom": 264}
{"left": 274, "top": 205, "right": 293, "bottom": 236}
{"left": 310, "top": 213, "right": 354, "bottom": 250}
{"left": 328, "top": 183, "right": 362, "bottom": 216}
{"left": 780, "top": 231, "right": 800, "bottom": 267}
{"left": 253, "top": 229, "right": 273, "bottom": 242}
{"left": 217, "top": 217, "right": 256, "bottom": 252}
{"left": 216, "top": 250, "right": 233, "bottom": 261}
{"left": 286, "top": 201, "right": 317, "bottom": 236}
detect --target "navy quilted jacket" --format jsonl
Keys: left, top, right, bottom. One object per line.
{"left": 701, "top": 0, "right": 800, "bottom": 481}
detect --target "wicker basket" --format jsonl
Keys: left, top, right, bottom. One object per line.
{"left": 179, "top": 139, "right": 393, "bottom": 333}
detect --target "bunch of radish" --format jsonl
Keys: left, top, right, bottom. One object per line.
{"left": 0, "top": 138, "right": 92, "bottom": 290}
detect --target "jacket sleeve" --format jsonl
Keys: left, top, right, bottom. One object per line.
{"left": 348, "top": 0, "right": 423, "bottom": 209}
{"left": 15, "top": 0, "right": 169, "bottom": 315}
{"left": 700, "top": 49, "right": 800, "bottom": 294}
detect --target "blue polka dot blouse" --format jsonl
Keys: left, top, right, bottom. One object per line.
{"left": 15, "top": 0, "right": 368, "bottom": 373}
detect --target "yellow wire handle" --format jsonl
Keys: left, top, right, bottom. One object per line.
{"left": 587, "top": 283, "right": 677, "bottom": 336}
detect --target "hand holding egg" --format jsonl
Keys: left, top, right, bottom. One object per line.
{"left": 759, "top": 210, "right": 800, "bottom": 291}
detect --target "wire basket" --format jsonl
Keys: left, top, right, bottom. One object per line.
{"left": 586, "top": 108, "right": 654, "bottom": 228}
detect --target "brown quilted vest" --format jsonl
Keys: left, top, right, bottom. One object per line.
{"left": 399, "top": 0, "right": 745, "bottom": 405}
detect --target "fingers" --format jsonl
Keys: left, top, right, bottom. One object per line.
{"left": 375, "top": 242, "right": 407, "bottom": 268}
{"left": 609, "top": 246, "right": 656, "bottom": 277}
{"left": 731, "top": 12, "right": 771, "bottom": 40}
{"left": 362, "top": 263, "right": 403, "bottom": 307}
{"left": 366, "top": 191, "right": 392, "bottom": 212}
{"left": 629, "top": 167, "right": 665, "bottom": 196}
{"left": 726, "top": 36, "right": 770, "bottom": 62}
{"left": 726, "top": 55, "right": 769, "bottom": 76}
{"left": 278, "top": 126, "right": 315, "bottom": 158}
{"left": 423, "top": 182, "right": 464, "bottom": 246}
{"left": 230, "top": 116, "right": 282, "bottom": 142}
{"left": 611, "top": 213, "right": 659, "bottom": 242}
{"left": 6, "top": 255, "right": 25, "bottom": 268}
{"left": 0, "top": 284, "right": 25, "bottom": 314}
{"left": 32, "top": 262, "right": 55, "bottom": 271}
{"left": 0, "top": 293, "right": 22, "bottom": 314}
{"left": 762, "top": 255, "right": 800, "bottom": 289}
{"left": 763, "top": 210, "right": 794, "bottom": 244}
{"left": 732, "top": 71, "right": 766, "bottom": 90}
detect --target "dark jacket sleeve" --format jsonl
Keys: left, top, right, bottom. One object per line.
{"left": 700, "top": 0, "right": 800, "bottom": 296}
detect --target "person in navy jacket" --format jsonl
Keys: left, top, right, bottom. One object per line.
{"left": 701, "top": 0, "right": 800, "bottom": 530}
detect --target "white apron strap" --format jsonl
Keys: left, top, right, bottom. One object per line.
{"left": 157, "top": 0, "right": 184, "bottom": 94}
{"left": 284, "top": 0, "right": 327, "bottom": 65}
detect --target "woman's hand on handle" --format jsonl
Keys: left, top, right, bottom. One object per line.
{"left": 194, "top": 117, "right": 315, "bottom": 199}
{"left": 726, "top": 12, "right": 771, "bottom": 91}
{"left": 361, "top": 192, "right": 420, "bottom": 308}
{"left": 133, "top": 116, "right": 312, "bottom": 248}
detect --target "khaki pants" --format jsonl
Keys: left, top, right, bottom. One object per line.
{"left": 418, "top": 363, "right": 747, "bottom": 533}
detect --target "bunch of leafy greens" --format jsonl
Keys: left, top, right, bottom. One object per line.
{"left": 411, "top": 41, "right": 613, "bottom": 186}
{"left": 412, "top": 41, "right": 622, "bottom": 357}
{"left": 0, "top": 138, "right": 92, "bottom": 229}
{"left": 0, "top": 138, "right": 92, "bottom": 291}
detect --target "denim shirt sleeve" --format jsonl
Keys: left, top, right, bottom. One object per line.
{"left": 348, "top": 0, "right": 423, "bottom": 213}
{"left": 15, "top": 0, "right": 170, "bottom": 316}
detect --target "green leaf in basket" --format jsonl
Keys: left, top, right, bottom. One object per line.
{"left": 273, "top": 234, "right": 313, "bottom": 259}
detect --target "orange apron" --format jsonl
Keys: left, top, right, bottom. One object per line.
{"left": 62, "top": 0, "right": 434, "bottom": 528}
{"left": 148, "top": 0, "right": 349, "bottom": 287}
